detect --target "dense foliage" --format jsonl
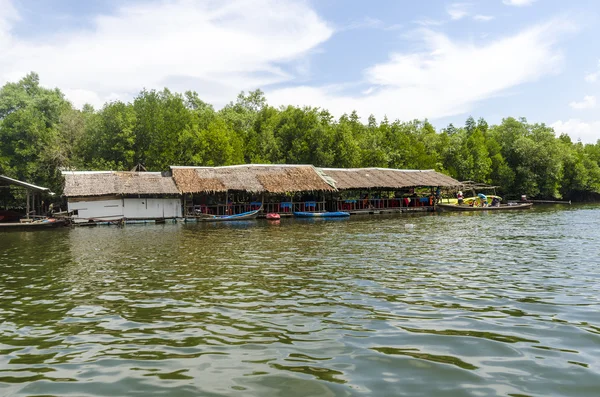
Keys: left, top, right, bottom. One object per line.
{"left": 2, "top": 73, "right": 600, "bottom": 200}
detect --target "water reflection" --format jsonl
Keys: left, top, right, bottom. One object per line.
{"left": 1, "top": 207, "right": 600, "bottom": 396}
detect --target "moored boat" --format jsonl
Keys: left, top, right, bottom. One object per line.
{"left": 0, "top": 218, "right": 68, "bottom": 231}
{"left": 0, "top": 210, "right": 22, "bottom": 223}
{"left": 437, "top": 202, "right": 533, "bottom": 212}
{"left": 463, "top": 195, "right": 502, "bottom": 206}
{"left": 266, "top": 213, "right": 281, "bottom": 220}
{"left": 199, "top": 208, "right": 260, "bottom": 222}
{"left": 293, "top": 211, "right": 350, "bottom": 218}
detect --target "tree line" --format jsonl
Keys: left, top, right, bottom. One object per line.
{"left": 1, "top": 72, "right": 600, "bottom": 202}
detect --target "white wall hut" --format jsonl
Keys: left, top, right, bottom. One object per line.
{"left": 62, "top": 171, "right": 182, "bottom": 222}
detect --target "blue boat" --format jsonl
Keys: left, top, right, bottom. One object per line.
{"left": 199, "top": 208, "right": 260, "bottom": 222}
{"left": 293, "top": 211, "right": 350, "bottom": 218}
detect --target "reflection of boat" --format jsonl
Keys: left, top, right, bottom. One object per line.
{"left": 0, "top": 218, "right": 68, "bottom": 231}
{"left": 293, "top": 211, "right": 350, "bottom": 218}
{"left": 199, "top": 209, "right": 260, "bottom": 222}
{"left": 266, "top": 213, "right": 281, "bottom": 220}
{"left": 437, "top": 202, "right": 533, "bottom": 212}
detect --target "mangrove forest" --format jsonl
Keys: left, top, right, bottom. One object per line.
{"left": 1, "top": 72, "right": 600, "bottom": 202}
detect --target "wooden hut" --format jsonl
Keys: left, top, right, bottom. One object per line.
{"left": 62, "top": 171, "right": 182, "bottom": 223}
{"left": 170, "top": 164, "right": 335, "bottom": 216}
{"left": 319, "top": 168, "right": 461, "bottom": 213}
{"left": 0, "top": 174, "right": 53, "bottom": 222}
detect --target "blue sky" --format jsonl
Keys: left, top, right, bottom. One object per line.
{"left": 1, "top": 0, "right": 599, "bottom": 142}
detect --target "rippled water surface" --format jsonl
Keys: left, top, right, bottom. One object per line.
{"left": 2, "top": 206, "right": 600, "bottom": 396}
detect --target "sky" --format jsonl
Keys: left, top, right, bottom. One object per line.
{"left": 1, "top": 0, "right": 599, "bottom": 142}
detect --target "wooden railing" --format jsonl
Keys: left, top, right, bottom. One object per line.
{"left": 334, "top": 197, "right": 433, "bottom": 211}
{"left": 186, "top": 201, "right": 326, "bottom": 216}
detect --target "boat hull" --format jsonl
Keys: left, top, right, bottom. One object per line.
{"left": 293, "top": 211, "right": 350, "bottom": 218}
{"left": 437, "top": 203, "right": 533, "bottom": 212}
{"left": 0, "top": 218, "right": 67, "bottom": 231}
{"left": 199, "top": 209, "right": 260, "bottom": 222}
{"left": 0, "top": 210, "right": 22, "bottom": 223}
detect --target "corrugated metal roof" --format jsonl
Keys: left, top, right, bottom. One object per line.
{"left": 0, "top": 175, "right": 51, "bottom": 192}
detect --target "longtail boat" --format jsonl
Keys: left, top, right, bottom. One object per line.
{"left": 0, "top": 218, "right": 68, "bottom": 231}
{"left": 437, "top": 202, "right": 533, "bottom": 212}
{"left": 199, "top": 208, "right": 260, "bottom": 222}
{"left": 293, "top": 211, "right": 350, "bottom": 218}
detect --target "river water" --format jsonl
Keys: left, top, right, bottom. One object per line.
{"left": 1, "top": 206, "right": 600, "bottom": 396}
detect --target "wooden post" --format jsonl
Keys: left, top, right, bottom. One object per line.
{"left": 26, "top": 190, "right": 30, "bottom": 220}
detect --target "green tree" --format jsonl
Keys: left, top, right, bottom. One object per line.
{"left": 0, "top": 72, "right": 70, "bottom": 191}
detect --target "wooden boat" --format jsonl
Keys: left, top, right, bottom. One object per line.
{"left": 463, "top": 195, "right": 502, "bottom": 205}
{"left": 266, "top": 213, "right": 281, "bottom": 220}
{"left": 293, "top": 211, "right": 350, "bottom": 218}
{"left": 0, "top": 210, "right": 22, "bottom": 223}
{"left": 199, "top": 209, "right": 260, "bottom": 222}
{"left": 0, "top": 218, "right": 67, "bottom": 231}
{"left": 437, "top": 202, "right": 533, "bottom": 212}
{"left": 439, "top": 195, "right": 503, "bottom": 206}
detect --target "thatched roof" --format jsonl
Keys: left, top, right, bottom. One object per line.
{"left": 62, "top": 171, "right": 180, "bottom": 197}
{"left": 319, "top": 168, "right": 461, "bottom": 190}
{"left": 171, "top": 165, "right": 335, "bottom": 194}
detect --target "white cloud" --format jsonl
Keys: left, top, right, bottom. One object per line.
{"left": 385, "top": 24, "right": 404, "bottom": 31}
{"left": 0, "top": 0, "right": 332, "bottom": 108}
{"left": 267, "top": 19, "right": 575, "bottom": 121}
{"left": 342, "top": 17, "right": 384, "bottom": 31}
{"left": 414, "top": 18, "right": 445, "bottom": 27}
{"left": 341, "top": 17, "right": 402, "bottom": 32}
{"left": 473, "top": 15, "right": 495, "bottom": 22}
{"left": 503, "top": 0, "right": 537, "bottom": 6}
{"left": 585, "top": 72, "right": 598, "bottom": 83}
{"left": 551, "top": 119, "right": 600, "bottom": 143}
{"left": 447, "top": 3, "right": 471, "bottom": 20}
{"left": 584, "top": 60, "right": 600, "bottom": 82}
{"left": 569, "top": 95, "right": 597, "bottom": 109}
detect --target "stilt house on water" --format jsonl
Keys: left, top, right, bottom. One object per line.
{"left": 170, "top": 164, "right": 335, "bottom": 217}
{"left": 60, "top": 166, "right": 461, "bottom": 222}
{"left": 1, "top": 174, "right": 54, "bottom": 222}
{"left": 62, "top": 171, "right": 182, "bottom": 223}
{"left": 318, "top": 168, "right": 461, "bottom": 213}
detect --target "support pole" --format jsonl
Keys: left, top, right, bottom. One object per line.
{"left": 26, "top": 190, "right": 30, "bottom": 220}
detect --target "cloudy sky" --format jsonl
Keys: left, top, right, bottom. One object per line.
{"left": 1, "top": 0, "right": 599, "bottom": 142}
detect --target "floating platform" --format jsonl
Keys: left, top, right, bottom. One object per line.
{"left": 347, "top": 207, "right": 434, "bottom": 215}
{"left": 512, "top": 200, "right": 571, "bottom": 205}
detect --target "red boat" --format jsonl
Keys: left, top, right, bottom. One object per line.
{"left": 266, "top": 213, "right": 281, "bottom": 220}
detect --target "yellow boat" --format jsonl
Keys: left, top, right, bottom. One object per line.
{"left": 463, "top": 195, "right": 502, "bottom": 207}
{"left": 439, "top": 195, "right": 502, "bottom": 206}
